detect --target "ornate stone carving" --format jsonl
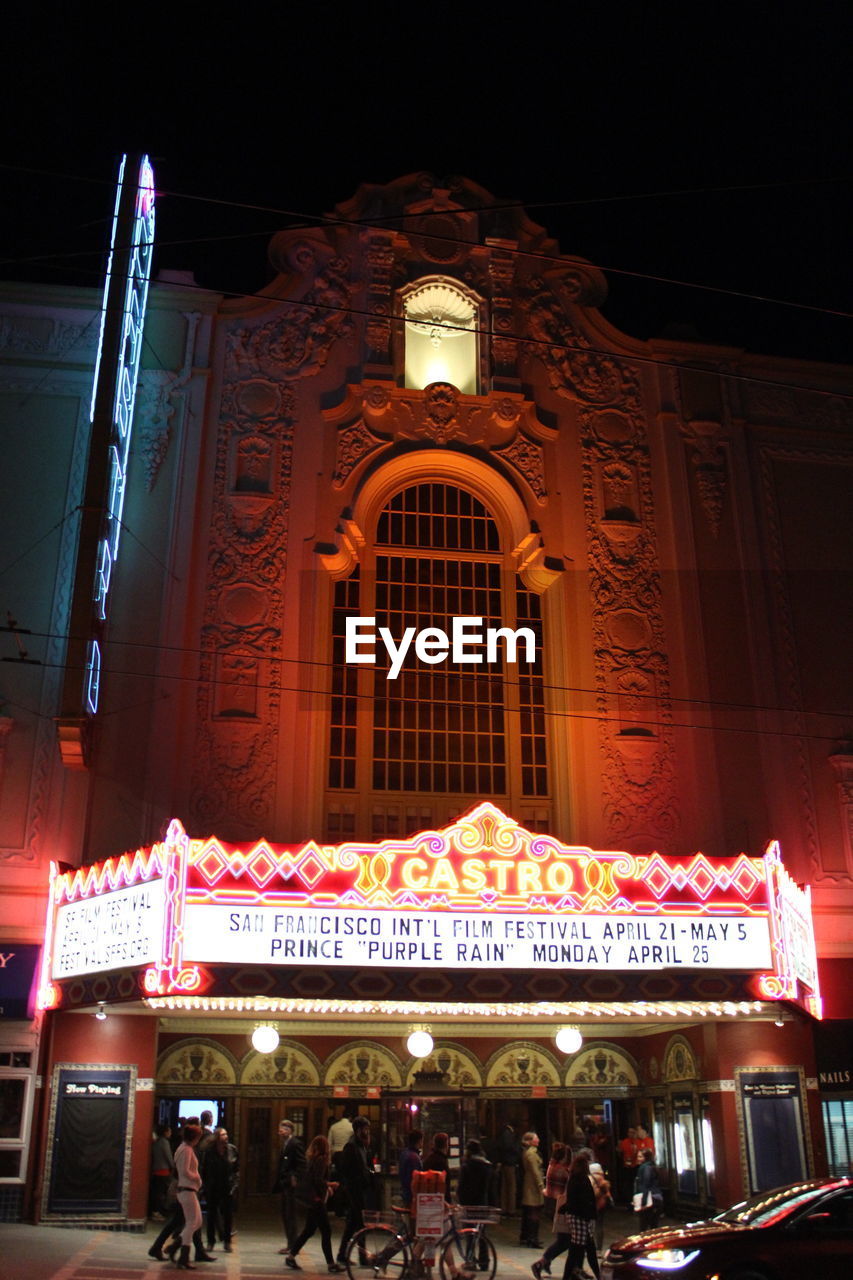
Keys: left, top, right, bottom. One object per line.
{"left": 363, "top": 231, "right": 396, "bottom": 371}
{"left": 519, "top": 279, "right": 678, "bottom": 847}
{"left": 521, "top": 281, "right": 639, "bottom": 406}
{"left": 485, "top": 1043, "right": 560, "bottom": 1087}
{"left": 324, "top": 1043, "right": 403, "bottom": 1088}
{"left": 241, "top": 1044, "right": 320, "bottom": 1086}
{"left": 157, "top": 1040, "right": 237, "bottom": 1085}
{"left": 404, "top": 1044, "right": 482, "bottom": 1088}
{"left": 662, "top": 1036, "right": 699, "bottom": 1082}
{"left": 828, "top": 747, "right": 853, "bottom": 878}
{"left": 333, "top": 420, "right": 384, "bottom": 488}
{"left": 0, "top": 312, "right": 99, "bottom": 361}
{"left": 488, "top": 242, "right": 519, "bottom": 386}
{"left": 744, "top": 384, "right": 847, "bottom": 432}
{"left": 676, "top": 418, "right": 728, "bottom": 537}
{"left": 565, "top": 1045, "right": 638, "bottom": 1087}
{"left": 755, "top": 443, "right": 852, "bottom": 880}
{"left": 135, "top": 312, "right": 200, "bottom": 491}
{"left": 423, "top": 382, "right": 461, "bottom": 442}
{"left": 190, "top": 269, "right": 350, "bottom": 838}
{"left": 227, "top": 257, "right": 352, "bottom": 381}
{"left": 495, "top": 436, "right": 546, "bottom": 500}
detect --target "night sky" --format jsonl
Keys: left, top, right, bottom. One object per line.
{"left": 3, "top": 4, "right": 851, "bottom": 363}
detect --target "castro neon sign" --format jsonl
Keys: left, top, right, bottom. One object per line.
{"left": 85, "top": 154, "right": 155, "bottom": 714}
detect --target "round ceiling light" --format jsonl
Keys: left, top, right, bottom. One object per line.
{"left": 407, "top": 1029, "right": 434, "bottom": 1058}
{"left": 555, "top": 1026, "right": 583, "bottom": 1055}
{"left": 252, "top": 1024, "right": 280, "bottom": 1054}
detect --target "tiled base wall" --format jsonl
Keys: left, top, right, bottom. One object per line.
{"left": 41, "top": 1218, "right": 146, "bottom": 1232}
{"left": 0, "top": 1184, "right": 24, "bottom": 1220}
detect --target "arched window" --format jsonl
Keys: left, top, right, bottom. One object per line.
{"left": 326, "top": 481, "right": 549, "bottom": 839}
{"left": 402, "top": 279, "right": 480, "bottom": 394}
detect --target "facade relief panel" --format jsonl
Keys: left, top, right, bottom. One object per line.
{"left": 521, "top": 281, "right": 678, "bottom": 849}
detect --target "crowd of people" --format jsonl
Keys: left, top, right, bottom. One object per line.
{"left": 147, "top": 1111, "right": 239, "bottom": 1269}
{"left": 148, "top": 1112, "right": 663, "bottom": 1274}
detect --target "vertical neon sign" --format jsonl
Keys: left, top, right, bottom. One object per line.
{"left": 85, "top": 155, "right": 155, "bottom": 713}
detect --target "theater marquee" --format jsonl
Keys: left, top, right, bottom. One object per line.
{"left": 38, "top": 803, "right": 819, "bottom": 1013}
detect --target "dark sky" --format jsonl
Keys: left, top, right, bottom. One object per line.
{"left": 3, "top": 3, "right": 851, "bottom": 363}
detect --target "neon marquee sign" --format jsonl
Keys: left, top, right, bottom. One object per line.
{"left": 38, "top": 804, "right": 820, "bottom": 1013}
{"left": 85, "top": 154, "right": 155, "bottom": 714}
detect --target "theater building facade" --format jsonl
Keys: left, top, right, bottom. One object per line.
{"left": 1, "top": 169, "right": 852, "bottom": 1223}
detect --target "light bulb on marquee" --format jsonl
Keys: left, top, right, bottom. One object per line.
{"left": 252, "top": 1024, "right": 280, "bottom": 1054}
{"left": 555, "top": 1026, "right": 583, "bottom": 1054}
{"left": 407, "top": 1029, "right": 434, "bottom": 1058}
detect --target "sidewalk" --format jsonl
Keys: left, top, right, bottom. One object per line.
{"left": 0, "top": 1209, "right": 642, "bottom": 1280}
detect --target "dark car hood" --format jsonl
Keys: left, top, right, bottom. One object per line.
{"left": 608, "top": 1220, "right": 743, "bottom": 1257}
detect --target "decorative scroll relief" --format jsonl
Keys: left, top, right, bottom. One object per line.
{"left": 189, "top": 264, "right": 352, "bottom": 837}
{"left": 486, "top": 1043, "right": 560, "bottom": 1087}
{"left": 333, "top": 419, "right": 384, "bottom": 488}
{"left": 157, "top": 1041, "right": 237, "bottom": 1085}
{"left": 520, "top": 281, "right": 678, "bottom": 847}
{"left": 0, "top": 311, "right": 100, "bottom": 361}
{"left": 677, "top": 417, "right": 729, "bottom": 538}
{"left": 136, "top": 312, "right": 200, "bottom": 491}
{"left": 663, "top": 1036, "right": 699, "bottom": 1082}
{"left": 326, "top": 382, "right": 548, "bottom": 499}
{"left": 325, "top": 1043, "right": 403, "bottom": 1088}
{"left": 404, "top": 1044, "right": 482, "bottom": 1088}
{"left": 227, "top": 258, "right": 353, "bottom": 381}
{"left": 565, "top": 1045, "right": 638, "bottom": 1087}
{"left": 829, "top": 750, "right": 853, "bottom": 879}
{"left": 743, "top": 385, "right": 847, "bottom": 433}
{"left": 241, "top": 1043, "right": 319, "bottom": 1086}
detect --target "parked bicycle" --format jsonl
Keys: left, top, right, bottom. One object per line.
{"left": 344, "top": 1204, "right": 498, "bottom": 1280}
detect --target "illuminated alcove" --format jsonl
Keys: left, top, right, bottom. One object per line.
{"left": 402, "top": 279, "right": 479, "bottom": 394}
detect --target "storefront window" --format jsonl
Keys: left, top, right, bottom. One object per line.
{"left": 822, "top": 1098, "right": 853, "bottom": 1176}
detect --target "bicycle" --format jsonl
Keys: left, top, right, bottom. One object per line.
{"left": 344, "top": 1204, "right": 498, "bottom": 1280}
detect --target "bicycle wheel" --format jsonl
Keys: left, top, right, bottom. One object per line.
{"left": 345, "top": 1225, "right": 412, "bottom": 1280}
{"left": 438, "top": 1228, "right": 497, "bottom": 1280}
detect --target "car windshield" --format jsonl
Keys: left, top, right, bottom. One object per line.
{"left": 715, "top": 1183, "right": 830, "bottom": 1227}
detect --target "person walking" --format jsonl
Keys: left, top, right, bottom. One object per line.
{"left": 149, "top": 1123, "right": 175, "bottom": 1219}
{"left": 496, "top": 1122, "right": 521, "bottom": 1218}
{"left": 560, "top": 1151, "right": 599, "bottom": 1280}
{"left": 398, "top": 1129, "right": 423, "bottom": 1207}
{"left": 327, "top": 1108, "right": 354, "bottom": 1218}
{"left": 424, "top": 1131, "right": 452, "bottom": 1198}
{"left": 457, "top": 1140, "right": 494, "bottom": 1271}
{"left": 589, "top": 1163, "right": 612, "bottom": 1260}
{"left": 275, "top": 1119, "right": 307, "bottom": 1255}
{"left": 520, "top": 1131, "right": 544, "bottom": 1247}
{"left": 633, "top": 1149, "right": 662, "bottom": 1231}
{"left": 531, "top": 1141, "right": 570, "bottom": 1277}
{"left": 285, "top": 1135, "right": 344, "bottom": 1273}
{"left": 335, "top": 1116, "right": 376, "bottom": 1266}
{"left": 201, "top": 1126, "right": 238, "bottom": 1253}
{"left": 166, "top": 1122, "right": 205, "bottom": 1271}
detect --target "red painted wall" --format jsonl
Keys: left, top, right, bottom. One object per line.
{"left": 35, "top": 1011, "right": 158, "bottom": 1222}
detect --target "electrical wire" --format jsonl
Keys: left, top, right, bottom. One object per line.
{"left": 1, "top": 161, "right": 851, "bottom": 321}
{"left": 5, "top": 248, "right": 853, "bottom": 408}
{"left": 2, "top": 623, "right": 849, "bottom": 735}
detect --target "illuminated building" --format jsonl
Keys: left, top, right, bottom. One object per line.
{"left": 0, "top": 172, "right": 851, "bottom": 1222}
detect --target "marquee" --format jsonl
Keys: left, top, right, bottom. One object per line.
{"left": 38, "top": 804, "right": 820, "bottom": 1015}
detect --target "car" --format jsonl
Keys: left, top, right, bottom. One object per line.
{"left": 603, "top": 1176, "right": 853, "bottom": 1279}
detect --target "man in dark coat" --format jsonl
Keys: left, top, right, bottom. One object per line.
{"left": 274, "top": 1118, "right": 306, "bottom": 1254}
{"left": 335, "top": 1116, "right": 375, "bottom": 1265}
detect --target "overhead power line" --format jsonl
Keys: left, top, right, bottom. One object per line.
{"left": 1, "top": 161, "right": 851, "bottom": 322}
{"left": 2, "top": 622, "right": 849, "bottom": 734}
